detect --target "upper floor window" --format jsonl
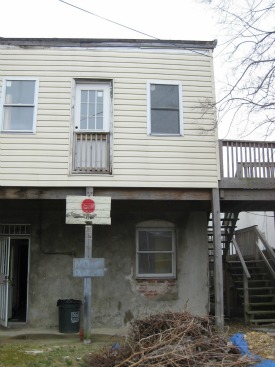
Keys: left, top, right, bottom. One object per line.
{"left": 136, "top": 220, "right": 176, "bottom": 278}
{"left": 0, "top": 78, "right": 39, "bottom": 133}
{"left": 147, "top": 81, "right": 183, "bottom": 136}
{"left": 74, "top": 82, "right": 111, "bottom": 132}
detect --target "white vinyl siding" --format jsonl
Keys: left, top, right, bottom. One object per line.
{"left": 0, "top": 78, "right": 39, "bottom": 133}
{"left": 0, "top": 46, "right": 219, "bottom": 188}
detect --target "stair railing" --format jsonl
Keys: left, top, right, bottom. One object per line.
{"left": 231, "top": 238, "right": 251, "bottom": 322}
{"left": 235, "top": 225, "right": 275, "bottom": 280}
{"left": 254, "top": 227, "right": 275, "bottom": 280}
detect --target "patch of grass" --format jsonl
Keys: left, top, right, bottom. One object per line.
{"left": 0, "top": 339, "right": 106, "bottom": 367}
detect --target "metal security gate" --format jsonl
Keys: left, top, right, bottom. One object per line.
{"left": 0, "top": 237, "right": 10, "bottom": 327}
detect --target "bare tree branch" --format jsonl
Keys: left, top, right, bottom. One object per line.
{"left": 201, "top": 0, "right": 275, "bottom": 137}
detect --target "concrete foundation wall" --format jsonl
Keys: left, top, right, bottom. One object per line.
{"left": 0, "top": 200, "right": 209, "bottom": 328}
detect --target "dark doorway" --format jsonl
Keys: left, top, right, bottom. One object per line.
{"left": 9, "top": 239, "right": 29, "bottom": 322}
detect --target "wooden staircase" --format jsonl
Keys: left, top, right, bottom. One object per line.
{"left": 227, "top": 258, "right": 275, "bottom": 324}
{"left": 208, "top": 211, "right": 239, "bottom": 309}
{"left": 208, "top": 214, "right": 275, "bottom": 324}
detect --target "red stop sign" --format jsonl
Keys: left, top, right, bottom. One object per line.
{"left": 81, "top": 199, "right": 95, "bottom": 213}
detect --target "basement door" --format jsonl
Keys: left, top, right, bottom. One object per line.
{"left": 0, "top": 237, "right": 29, "bottom": 327}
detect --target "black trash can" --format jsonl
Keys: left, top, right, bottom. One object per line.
{"left": 57, "top": 299, "right": 82, "bottom": 333}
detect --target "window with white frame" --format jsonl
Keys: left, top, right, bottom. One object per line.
{"left": 74, "top": 82, "right": 111, "bottom": 132}
{"left": 73, "top": 81, "right": 112, "bottom": 173}
{"left": 136, "top": 221, "right": 176, "bottom": 278}
{"left": 147, "top": 81, "right": 183, "bottom": 135}
{"left": 1, "top": 78, "right": 39, "bottom": 133}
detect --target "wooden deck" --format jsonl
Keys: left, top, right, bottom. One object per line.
{"left": 219, "top": 140, "right": 275, "bottom": 212}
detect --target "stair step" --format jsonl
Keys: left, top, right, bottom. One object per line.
{"left": 227, "top": 260, "right": 265, "bottom": 264}
{"left": 237, "top": 287, "right": 275, "bottom": 291}
{"left": 249, "top": 302, "right": 275, "bottom": 306}
{"left": 240, "top": 294, "right": 275, "bottom": 299}
{"left": 234, "top": 280, "right": 270, "bottom": 284}
{"left": 249, "top": 319, "right": 275, "bottom": 324}
{"left": 247, "top": 310, "right": 275, "bottom": 315}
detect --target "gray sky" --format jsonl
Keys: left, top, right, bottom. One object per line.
{"left": 0, "top": 0, "right": 218, "bottom": 40}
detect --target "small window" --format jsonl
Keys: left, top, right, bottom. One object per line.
{"left": 1, "top": 78, "right": 39, "bottom": 133}
{"left": 147, "top": 81, "right": 183, "bottom": 135}
{"left": 136, "top": 221, "right": 176, "bottom": 278}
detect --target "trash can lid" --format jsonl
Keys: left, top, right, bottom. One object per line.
{"left": 57, "top": 299, "right": 82, "bottom": 306}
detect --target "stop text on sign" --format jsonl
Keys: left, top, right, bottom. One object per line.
{"left": 81, "top": 199, "right": 95, "bottom": 213}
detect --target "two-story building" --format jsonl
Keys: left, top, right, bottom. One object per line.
{"left": 0, "top": 38, "right": 220, "bottom": 329}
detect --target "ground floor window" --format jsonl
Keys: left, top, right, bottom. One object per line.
{"left": 136, "top": 220, "right": 176, "bottom": 278}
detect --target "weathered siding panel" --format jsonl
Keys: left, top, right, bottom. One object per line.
{"left": 0, "top": 46, "right": 219, "bottom": 188}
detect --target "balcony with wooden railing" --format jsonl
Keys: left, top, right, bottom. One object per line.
{"left": 73, "top": 132, "right": 111, "bottom": 174}
{"left": 219, "top": 140, "right": 275, "bottom": 189}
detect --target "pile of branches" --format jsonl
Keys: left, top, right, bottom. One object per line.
{"left": 84, "top": 311, "right": 255, "bottom": 367}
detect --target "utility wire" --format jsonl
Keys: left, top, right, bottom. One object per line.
{"left": 58, "top": 0, "right": 155, "bottom": 39}
{"left": 57, "top": 0, "right": 212, "bottom": 57}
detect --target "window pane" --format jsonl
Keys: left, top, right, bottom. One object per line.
{"left": 96, "top": 117, "right": 103, "bottom": 130}
{"left": 81, "top": 90, "right": 88, "bottom": 103}
{"left": 88, "top": 116, "right": 95, "bottom": 130}
{"left": 138, "top": 230, "right": 172, "bottom": 251}
{"left": 88, "top": 90, "right": 95, "bottom": 104}
{"left": 3, "top": 106, "right": 34, "bottom": 130}
{"left": 97, "top": 91, "right": 103, "bottom": 102}
{"left": 151, "top": 110, "right": 180, "bottom": 134}
{"left": 88, "top": 102, "right": 95, "bottom": 117}
{"left": 139, "top": 253, "right": 172, "bottom": 274}
{"left": 81, "top": 102, "right": 88, "bottom": 116}
{"left": 80, "top": 115, "right": 87, "bottom": 130}
{"left": 5, "top": 80, "right": 35, "bottom": 104}
{"left": 97, "top": 103, "right": 103, "bottom": 116}
{"left": 151, "top": 84, "right": 179, "bottom": 109}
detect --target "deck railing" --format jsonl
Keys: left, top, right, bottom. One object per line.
{"left": 73, "top": 132, "right": 111, "bottom": 174}
{"left": 220, "top": 140, "right": 275, "bottom": 179}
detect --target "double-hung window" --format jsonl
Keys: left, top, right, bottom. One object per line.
{"left": 147, "top": 81, "right": 183, "bottom": 135}
{"left": 1, "top": 78, "right": 39, "bottom": 133}
{"left": 136, "top": 221, "right": 176, "bottom": 278}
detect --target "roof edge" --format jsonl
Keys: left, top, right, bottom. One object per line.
{"left": 0, "top": 37, "right": 218, "bottom": 50}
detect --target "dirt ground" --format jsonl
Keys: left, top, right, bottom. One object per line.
{"left": 0, "top": 323, "right": 275, "bottom": 366}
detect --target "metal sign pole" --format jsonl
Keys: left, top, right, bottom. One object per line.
{"left": 83, "top": 224, "right": 92, "bottom": 344}
{"left": 66, "top": 193, "right": 111, "bottom": 343}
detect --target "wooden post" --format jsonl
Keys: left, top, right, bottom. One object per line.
{"left": 211, "top": 188, "right": 224, "bottom": 330}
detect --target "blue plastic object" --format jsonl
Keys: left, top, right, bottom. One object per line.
{"left": 230, "top": 333, "right": 275, "bottom": 367}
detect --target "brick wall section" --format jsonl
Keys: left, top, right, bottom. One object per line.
{"left": 136, "top": 279, "right": 177, "bottom": 299}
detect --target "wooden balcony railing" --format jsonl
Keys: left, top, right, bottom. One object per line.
{"left": 220, "top": 140, "right": 275, "bottom": 181}
{"left": 73, "top": 132, "right": 111, "bottom": 174}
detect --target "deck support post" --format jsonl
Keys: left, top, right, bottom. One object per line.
{"left": 212, "top": 188, "right": 224, "bottom": 330}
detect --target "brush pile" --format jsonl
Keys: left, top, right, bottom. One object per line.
{"left": 84, "top": 311, "right": 255, "bottom": 367}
